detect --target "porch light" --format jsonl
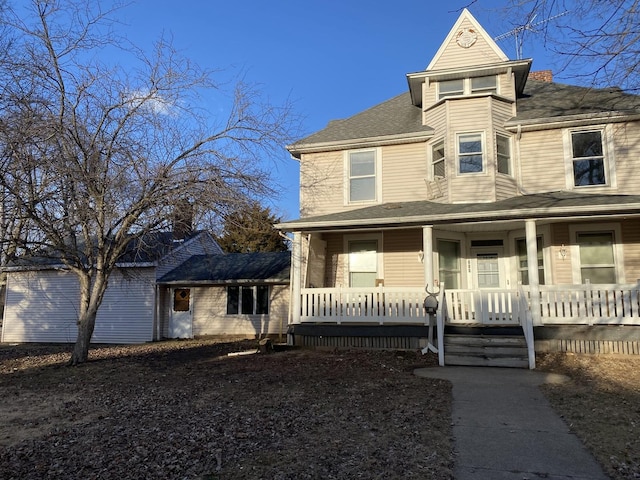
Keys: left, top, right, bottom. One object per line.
{"left": 559, "top": 244, "right": 567, "bottom": 260}
{"left": 418, "top": 250, "right": 424, "bottom": 263}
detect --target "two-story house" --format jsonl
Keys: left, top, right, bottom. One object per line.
{"left": 277, "top": 9, "right": 640, "bottom": 367}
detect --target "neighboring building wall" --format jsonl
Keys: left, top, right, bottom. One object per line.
{"left": 190, "top": 284, "right": 289, "bottom": 337}
{"left": 2, "top": 268, "right": 155, "bottom": 344}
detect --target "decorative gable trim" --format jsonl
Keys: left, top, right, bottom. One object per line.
{"left": 426, "top": 9, "right": 508, "bottom": 71}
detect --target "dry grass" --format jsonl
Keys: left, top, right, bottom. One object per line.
{"left": 538, "top": 353, "right": 640, "bottom": 480}
{"left": 0, "top": 340, "right": 453, "bottom": 480}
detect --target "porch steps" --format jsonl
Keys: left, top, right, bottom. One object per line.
{"left": 444, "top": 326, "right": 529, "bottom": 368}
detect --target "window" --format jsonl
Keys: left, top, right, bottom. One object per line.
{"left": 432, "top": 140, "right": 445, "bottom": 178}
{"left": 496, "top": 134, "right": 511, "bottom": 175}
{"left": 576, "top": 232, "right": 616, "bottom": 283}
{"left": 438, "top": 240, "right": 461, "bottom": 289}
{"left": 471, "top": 76, "right": 497, "bottom": 94}
{"left": 226, "top": 285, "right": 270, "bottom": 314}
{"left": 438, "top": 76, "right": 497, "bottom": 100}
{"left": 348, "top": 150, "right": 377, "bottom": 203}
{"left": 438, "top": 79, "right": 464, "bottom": 100}
{"left": 458, "top": 133, "right": 483, "bottom": 173}
{"left": 571, "top": 130, "right": 606, "bottom": 186}
{"left": 348, "top": 240, "right": 378, "bottom": 287}
{"left": 515, "top": 237, "right": 545, "bottom": 285}
{"left": 173, "top": 289, "right": 190, "bottom": 312}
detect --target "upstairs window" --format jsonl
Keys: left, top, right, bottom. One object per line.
{"left": 438, "top": 76, "right": 497, "bottom": 100}
{"left": 431, "top": 140, "right": 446, "bottom": 178}
{"left": 571, "top": 130, "right": 606, "bottom": 187}
{"left": 458, "top": 133, "right": 484, "bottom": 174}
{"left": 496, "top": 134, "right": 511, "bottom": 175}
{"left": 348, "top": 150, "right": 377, "bottom": 203}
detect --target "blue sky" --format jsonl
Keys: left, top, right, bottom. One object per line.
{"left": 120, "top": 0, "right": 558, "bottom": 221}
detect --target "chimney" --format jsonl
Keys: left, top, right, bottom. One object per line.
{"left": 172, "top": 199, "right": 193, "bottom": 241}
{"left": 528, "top": 70, "right": 553, "bottom": 82}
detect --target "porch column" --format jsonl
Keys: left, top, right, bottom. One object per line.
{"left": 525, "top": 219, "right": 542, "bottom": 326}
{"left": 422, "top": 225, "right": 434, "bottom": 289}
{"left": 290, "top": 231, "right": 302, "bottom": 325}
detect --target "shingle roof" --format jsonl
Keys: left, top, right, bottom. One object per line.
{"left": 288, "top": 92, "right": 432, "bottom": 151}
{"left": 277, "top": 191, "right": 640, "bottom": 231}
{"left": 511, "top": 80, "right": 640, "bottom": 122}
{"left": 288, "top": 80, "right": 640, "bottom": 152}
{"left": 158, "top": 251, "right": 291, "bottom": 284}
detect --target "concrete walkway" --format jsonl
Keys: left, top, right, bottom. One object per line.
{"left": 414, "top": 366, "right": 609, "bottom": 480}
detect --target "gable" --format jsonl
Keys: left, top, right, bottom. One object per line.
{"left": 426, "top": 9, "right": 508, "bottom": 71}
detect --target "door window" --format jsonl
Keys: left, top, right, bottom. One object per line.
{"left": 173, "top": 289, "right": 190, "bottom": 311}
{"left": 477, "top": 253, "right": 500, "bottom": 288}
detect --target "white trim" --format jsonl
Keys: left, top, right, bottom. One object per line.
{"left": 343, "top": 147, "right": 382, "bottom": 206}
{"left": 343, "top": 233, "right": 384, "bottom": 287}
{"left": 563, "top": 125, "right": 615, "bottom": 191}
{"left": 569, "top": 223, "right": 624, "bottom": 284}
{"left": 426, "top": 9, "right": 508, "bottom": 71}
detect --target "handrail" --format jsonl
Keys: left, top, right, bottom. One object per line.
{"left": 436, "top": 285, "right": 446, "bottom": 366}
{"left": 517, "top": 284, "right": 536, "bottom": 369}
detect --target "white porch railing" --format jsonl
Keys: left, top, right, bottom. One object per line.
{"left": 533, "top": 283, "right": 640, "bottom": 325}
{"left": 298, "top": 284, "right": 640, "bottom": 326}
{"left": 300, "top": 287, "right": 428, "bottom": 324}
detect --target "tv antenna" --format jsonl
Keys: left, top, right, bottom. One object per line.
{"left": 494, "top": 10, "right": 568, "bottom": 60}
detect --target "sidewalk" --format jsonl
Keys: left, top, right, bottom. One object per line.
{"left": 414, "top": 366, "right": 609, "bottom": 480}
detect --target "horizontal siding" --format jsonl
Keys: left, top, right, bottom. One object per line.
{"left": 3, "top": 271, "right": 80, "bottom": 343}
{"left": 519, "top": 129, "right": 566, "bottom": 192}
{"left": 92, "top": 269, "right": 155, "bottom": 344}
{"left": 324, "top": 233, "right": 346, "bottom": 287}
{"left": 622, "top": 218, "right": 640, "bottom": 282}
{"left": 191, "top": 285, "right": 288, "bottom": 336}
{"left": 382, "top": 143, "right": 428, "bottom": 203}
{"left": 382, "top": 229, "right": 424, "bottom": 286}
{"left": 2, "top": 268, "right": 155, "bottom": 344}
{"left": 612, "top": 122, "right": 640, "bottom": 194}
{"left": 300, "top": 151, "right": 344, "bottom": 217}
{"left": 430, "top": 18, "right": 504, "bottom": 71}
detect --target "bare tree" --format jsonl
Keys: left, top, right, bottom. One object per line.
{"left": 0, "top": 0, "right": 298, "bottom": 364}
{"left": 499, "top": 0, "right": 640, "bottom": 92}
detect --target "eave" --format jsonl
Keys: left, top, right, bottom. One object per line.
{"left": 505, "top": 111, "right": 640, "bottom": 132}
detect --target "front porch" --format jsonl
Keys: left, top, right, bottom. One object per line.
{"left": 290, "top": 283, "right": 640, "bottom": 368}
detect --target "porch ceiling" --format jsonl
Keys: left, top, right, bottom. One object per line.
{"left": 277, "top": 191, "right": 640, "bottom": 232}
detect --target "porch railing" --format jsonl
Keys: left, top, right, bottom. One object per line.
{"left": 300, "top": 287, "right": 428, "bottom": 324}
{"left": 533, "top": 283, "right": 640, "bottom": 325}
{"left": 298, "top": 284, "right": 640, "bottom": 326}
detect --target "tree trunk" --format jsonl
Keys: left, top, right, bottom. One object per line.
{"left": 69, "top": 272, "right": 108, "bottom": 365}
{"left": 70, "top": 308, "right": 98, "bottom": 365}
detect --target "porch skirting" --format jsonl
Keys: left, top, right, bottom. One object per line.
{"left": 534, "top": 325, "right": 640, "bottom": 355}
{"left": 287, "top": 324, "right": 432, "bottom": 350}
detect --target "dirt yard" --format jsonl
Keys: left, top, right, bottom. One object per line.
{"left": 1, "top": 340, "right": 639, "bottom": 480}
{"left": 537, "top": 353, "right": 640, "bottom": 480}
{"left": 0, "top": 340, "right": 454, "bottom": 479}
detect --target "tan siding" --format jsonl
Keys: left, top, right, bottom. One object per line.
{"left": 612, "top": 122, "right": 640, "bottom": 194}
{"left": 430, "top": 18, "right": 505, "bottom": 71}
{"left": 622, "top": 219, "right": 640, "bottom": 281}
{"left": 519, "top": 129, "right": 566, "bottom": 192}
{"left": 382, "top": 143, "right": 429, "bottom": 203}
{"left": 191, "top": 285, "right": 288, "bottom": 337}
{"left": 324, "top": 233, "right": 345, "bottom": 287}
{"left": 495, "top": 175, "right": 518, "bottom": 199}
{"left": 382, "top": 230, "right": 424, "bottom": 286}
{"left": 551, "top": 224, "right": 573, "bottom": 284}
{"left": 299, "top": 151, "right": 343, "bottom": 217}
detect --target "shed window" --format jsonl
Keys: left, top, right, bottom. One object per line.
{"left": 226, "top": 285, "right": 270, "bottom": 315}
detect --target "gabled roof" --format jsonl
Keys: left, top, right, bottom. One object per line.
{"left": 159, "top": 251, "right": 291, "bottom": 285}
{"left": 4, "top": 230, "right": 215, "bottom": 270}
{"left": 276, "top": 192, "right": 640, "bottom": 232}
{"left": 426, "top": 9, "right": 508, "bottom": 71}
{"left": 287, "top": 80, "right": 640, "bottom": 157}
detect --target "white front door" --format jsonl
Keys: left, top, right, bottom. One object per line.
{"left": 169, "top": 288, "right": 193, "bottom": 338}
{"left": 470, "top": 247, "right": 511, "bottom": 324}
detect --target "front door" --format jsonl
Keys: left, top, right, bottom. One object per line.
{"left": 470, "top": 247, "right": 511, "bottom": 324}
{"left": 169, "top": 288, "right": 193, "bottom": 338}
